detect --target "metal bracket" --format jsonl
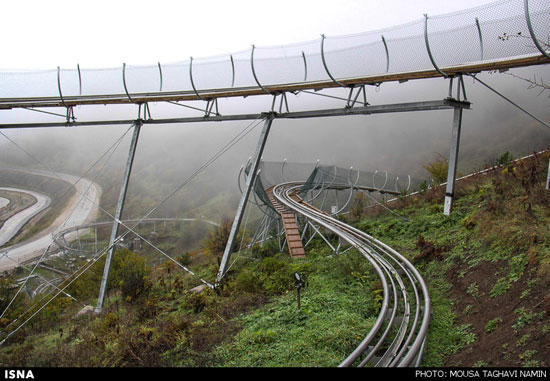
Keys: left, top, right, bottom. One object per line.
{"left": 447, "top": 74, "right": 468, "bottom": 102}
{"left": 271, "top": 92, "right": 289, "bottom": 113}
{"left": 65, "top": 106, "right": 76, "bottom": 124}
{"left": 204, "top": 98, "right": 220, "bottom": 117}
{"left": 345, "top": 85, "right": 368, "bottom": 108}
{"left": 137, "top": 103, "right": 152, "bottom": 120}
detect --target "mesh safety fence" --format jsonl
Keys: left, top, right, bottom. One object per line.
{"left": 0, "top": 0, "right": 548, "bottom": 100}
{"left": 244, "top": 161, "right": 420, "bottom": 214}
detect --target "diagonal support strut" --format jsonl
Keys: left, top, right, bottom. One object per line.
{"left": 216, "top": 113, "right": 274, "bottom": 285}
{"left": 95, "top": 120, "right": 142, "bottom": 313}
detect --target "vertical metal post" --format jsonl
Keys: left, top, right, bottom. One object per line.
{"left": 444, "top": 107, "right": 463, "bottom": 216}
{"left": 95, "top": 120, "right": 142, "bottom": 313}
{"left": 545, "top": 158, "right": 550, "bottom": 190}
{"left": 216, "top": 114, "right": 274, "bottom": 284}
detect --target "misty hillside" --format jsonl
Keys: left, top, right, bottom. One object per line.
{"left": 0, "top": 144, "right": 548, "bottom": 367}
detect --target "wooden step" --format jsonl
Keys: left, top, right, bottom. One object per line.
{"left": 265, "top": 186, "right": 306, "bottom": 259}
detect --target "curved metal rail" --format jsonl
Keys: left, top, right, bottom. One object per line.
{"left": 272, "top": 181, "right": 430, "bottom": 367}
{"left": 52, "top": 217, "right": 220, "bottom": 255}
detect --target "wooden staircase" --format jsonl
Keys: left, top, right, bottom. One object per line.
{"left": 265, "top": 187, "right": 306, "bottom": 259}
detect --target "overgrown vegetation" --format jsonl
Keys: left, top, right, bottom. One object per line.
{"left": 0, "top": 151, "right": 549, "bottom": 367}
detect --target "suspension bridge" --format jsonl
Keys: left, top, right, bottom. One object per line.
{"left": 0, "top": 0, "right": 549, "bottom": 367}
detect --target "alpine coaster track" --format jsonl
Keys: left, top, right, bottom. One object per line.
{"left": 272, "top": 181, "right": 430, "bottom": 367}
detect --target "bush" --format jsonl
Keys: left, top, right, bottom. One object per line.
{"left": 424, "top": 153, "right": 449, "bottom": 185}
{"left": 113, "top": 249, "right": 151, "bottom": 301}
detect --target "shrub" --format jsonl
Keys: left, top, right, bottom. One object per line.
{"left": 113, "top": 249, "right": 151, "bottom": 301}
{"left": 424, "top": 154, "right": 449, "bottom": 185}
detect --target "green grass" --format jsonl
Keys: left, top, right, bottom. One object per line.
{"left": 1, "top": 152, "right": 550, "bottom": 367}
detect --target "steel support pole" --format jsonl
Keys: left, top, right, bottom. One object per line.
{"left": 444, "top": 106, "right": 463, "bottom": 216}
{"left": 216, "top": 114, "right": 274, "bottom": 284}
{"left": 95, "top": 120, "right": 142, "bottom": 313}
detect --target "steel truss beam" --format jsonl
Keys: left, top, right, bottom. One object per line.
{"left": 0, "top": 98, "right": 470, "bottom": 130}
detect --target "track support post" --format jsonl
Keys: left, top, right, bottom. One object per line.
{"left": 216, "top": 113, "right": 274, "bottom": 285}
{"left": 444, "top": 106, "right": 463, "bottom": 216}
{"left": 95, "top": 120, "right": 142, "bottom": 313}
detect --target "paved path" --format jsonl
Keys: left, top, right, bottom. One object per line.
{"left": 0, "top": 188, "right": 51, "bottom": 247}
{"left": 0, "top": 197, "right": 9, "bottom": 209}
{"left": 0, "top": 171, "right": 101, "bottom": 272}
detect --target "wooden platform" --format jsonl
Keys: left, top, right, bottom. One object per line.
{"left": 265, "top": 187, "right": 306, "bottom": 259}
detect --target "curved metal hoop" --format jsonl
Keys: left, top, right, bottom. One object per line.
{"left": 301, "top": 51, "right": 308, "bottom": 82}
{"left": 230, "top": 54, "right": 236, "bottom": 87}
{"left": 189, "top": 57, "right": 206, "bottom": 101}
{"left": 373, "top": 170, "right": 388, "bottom": 192}
{"left": 524, "top": 0, "right": 550, "bottom": 59}
{"left": 122, "top": 63, "right": 134, "bottom": 103}
{"left": 77, "top": 64, "right": 82, "bottom": 96}
{"left": 475, "top": 17, "right": 484, "bottom": 61}
{"left": 281, "top": 158, "right": 287, "bottom": 183}
{"left": 251, "top": 45, "right": 271, "bottom": 94}
{"left": 237, "top": 164, "right": 245, "bottom": 194}
{"left": 381, "top": 35, "right": 390, "bottom": 73}
{"left": 57, "top": 66, "right": 67, "bottom": 108}
{"left": 423, "top": 14, "right": 448, "bottom": 78}
{"left": 158, "top": 62, "right": 163, "bottom": 92}
{"left": 321, "top": 34, "right": 346, "bottom": 87}
{"left": 394, "top": 175, "right": 412, "bottom": 193}
{"left": 350, "top": 166, "right": 361, "bottom": 187}
{"left": 332, "top": 166, "right": 361, "bottom": 215}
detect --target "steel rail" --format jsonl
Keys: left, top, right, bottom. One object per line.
{"left": 272, "top": 181, "right": 430, "bottom": 367}
{"left": 51, "top": 217, "right": 220, "bottom": 254}
{"left": 274, "top": 182, "right": 405, "bottom": 366}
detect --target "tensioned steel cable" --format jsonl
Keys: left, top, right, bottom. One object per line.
{"left": 467, "top": 73, "right": 550, "bottom": 130}
{"left": 0, "top": 129, "right": 131, "bottom": 318}
{"left": 0, "top": 241, "right": 114, "bottom": 345}
{"left": 0, "top": 126, "right": 133, "bottom": 321}
{"left": 0, "top": 116, "right": 265, "bottom": 343}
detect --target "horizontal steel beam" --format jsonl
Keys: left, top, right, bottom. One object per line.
{"left": 0, "top": 99, "right": 470, "bottom": 130}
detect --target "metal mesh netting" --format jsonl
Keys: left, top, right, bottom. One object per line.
{"left": 0, "top": 0, "right": 548, "bottom": 99}
{"left": 244, "top": 161, "right": 420, "bottom": 214}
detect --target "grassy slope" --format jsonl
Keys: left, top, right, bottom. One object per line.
{"left": 0, "top": 152, "right": 549, "bottom": 367}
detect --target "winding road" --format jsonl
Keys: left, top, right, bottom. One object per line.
{"left": 0, "top": 188, "right": 51, "bottom": 247}
{"left": 0, "top": 171, "right": 101, "bottom": 272}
